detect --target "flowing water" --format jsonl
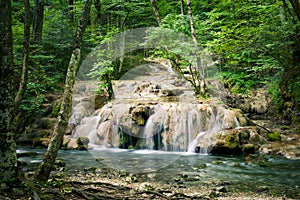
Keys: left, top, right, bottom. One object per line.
{"left": 18, "top": 146, "right": 300, "bottom": 197}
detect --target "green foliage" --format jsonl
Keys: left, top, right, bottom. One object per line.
{"left": 162, "top": 14, "right": 190, "bottom": 35}
{"left": 267, "top": 132, "right": 281, "bottom": 142}
{"left": 267, "top": 77, "right": 282, "bottom": 114}
{"left": 19, "top": 95, "right": 45, "bottom": 114}
{"left": 221, "top": 71, "right": 257, "bottom": 94}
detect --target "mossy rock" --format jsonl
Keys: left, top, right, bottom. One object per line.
{"left": 281, "top": 126, "right": 290, "bottom": 130}
{"left": 33, "top": 137, "right": 49, "bottom": 147}
{"left": 239, "top": 130, "right": 250, "bottom": 144}
{"left": 242, "top": 144, "right": 256, "bottom": 154}
{"left": 225, "top": 135, "right": 238, "bottom": 149}
{"left": 78, "top": 145, "right": 88, "bottom": 151}
{"left": 55, "top": 157, "right": 66, "bottom": 167}
{"left": 267, "top": 132, "right": 281, "bottom": 141}
{"left": 257, "top": 159, "right": 267, "bottom": 167}
{"left": 77, "top": 137, "right": 89, "bottom": 146}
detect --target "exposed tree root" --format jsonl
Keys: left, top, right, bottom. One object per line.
{"left": 136, "top": 190, "right": 170, "bottom": 199}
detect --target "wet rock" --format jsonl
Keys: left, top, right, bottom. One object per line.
{"left": 66, "top": 138, "right": 78, "bottom": 149}
{"left": 77, "top": 136, "right": 89, "bottom": 146}
{"left": 138, "top": 182, "right": 155, "bottom": 191}
{"left": 159, "top": 89, "right": 174, "bottom": 97}
{"left": 130, "top": 106, "right": 151, "bottom": 126}
{"left": 243, "top": 144, "right": 256, "bottom": 154}
{"left": 33, "top": 137, "right": 50, "bottom": 147}
{"left": 55, "top": 158, "right": 66, "bottom": 167}
{"left": 210, "top": 127, "right": 262, "bottom": 155}
{"left": 227, "top": 87, "right": 271, "bottom": 115}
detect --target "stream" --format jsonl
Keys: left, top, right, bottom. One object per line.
{"left": 18, "top": 146, "right": 300, "bottom": 198}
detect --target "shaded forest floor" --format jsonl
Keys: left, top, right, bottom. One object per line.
{"left": 1, "top": 166, "right": 297, "bottom": 200}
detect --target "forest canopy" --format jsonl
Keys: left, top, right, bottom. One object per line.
{"left": 9, "top": 0, "right": 300, "bottom": 118}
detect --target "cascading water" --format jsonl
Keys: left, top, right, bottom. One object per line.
{"left": 70, "top": 63, "right": 242, "bottom": 154}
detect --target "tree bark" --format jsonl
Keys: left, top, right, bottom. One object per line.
{"left": 94, "top": 0, "right": 101, "bottom": 32}
{"left": 119, "top": 10, "right": 129, "bottom": 73}
{"left": 69, "top": 0, "right": 75, "bottom": 21}
{"left": 288, "top": 0, "right": 300, "bottom": 22}
{"left": 150, "top": 0, "right": 162, "bottom": 26}
{"left": 33, "top": 0, "right": 44, "bottom": 45}
{"left": 187, "top": 0, "right": 206, "bottom": 96}
{"left": 180, "top": 0, "right": 185, "bottom": 15}
{"left": 35, "top": 0, "right": 92, "bottom": 182}
{"left": 15, "top": 0, "right": 31, "bottom": 112}
{"left": 0, "top": 0, "right": 19, "bottom": 183}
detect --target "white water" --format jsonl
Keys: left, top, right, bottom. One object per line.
{"left": 70, "top": 63, "right": 241, "bottom": 153}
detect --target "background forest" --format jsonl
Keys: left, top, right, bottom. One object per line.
{"left": 11, "top": 0, "right": 300, "bottom": 123}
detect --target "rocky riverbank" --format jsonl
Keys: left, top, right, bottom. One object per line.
{"left": 1, "top": 165, "right": 297, "bottom": 200}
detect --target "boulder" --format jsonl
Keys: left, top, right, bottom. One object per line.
{"left": 210, "top": 127, "right": 263, "bottom": 155}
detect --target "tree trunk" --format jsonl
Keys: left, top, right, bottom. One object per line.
{"left": 35, "top": 0, "right": 92, "bottom": 182}
{"left": 187, "top": 0, "right": 206, "bottom": 96}
{"left": 33, "top": 0, "right": 44, "bottom": 45}
{"left": 282, "top": 0, "right": 297, "bottom": 24}
{"left": 119, "top": 11, "right": 129, "bottom": 73}
{"left": 0, "top": 0, "right": 19, "bottom": 183}
{"left": 150, "top": 0, "right": 162, "bottom": 26}
{"left": 69, "top": 0, "right": 75, "bottom": 22}
{"left": 94, "top": 0, "right": 101, "bottom": 34}
{"left": 15, "top": 0, "right": 31, "bottom": 112}
{"left": 180, "top": 0, "right": 185, "bottom": 15}
{"left": 288, "top": 0, "right": 300, "bottom": 22}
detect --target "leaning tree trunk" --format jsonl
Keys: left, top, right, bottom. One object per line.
{"left": 0, "top": 0, "right": 19, "bottom": 183}
{"left": 187, "top": 0, "right": 206, "bottom": 96}
{"left": 35, "top": 0, "right": 92, "bottom": 182}
{"left": 15, "top": 0, "right": 31, "bottom": 112}
{"left": 150, "top": 0, "right": 162, "bottom": 26}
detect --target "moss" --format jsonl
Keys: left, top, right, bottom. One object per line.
{"left": 51, "top": 100, "right": 62, "bottom": 117}
{"left": 242, "top": 144, "right": 255, "bottom": 154}
{"left": 77, "top": 137, "right": 89, "bottom": 150}
{"left": 216, "top": 132, "right": 222, "bottom": 139}
{"left": 77, "top": 137, "right": 89, "bottom": 146}
{"left": 55, "top": 158, "right": 66, "bottom": 167}
{"left": 225, "top": 135, "right": 238, "bottom": 149}
{"left": 257, "top": 159, "right": 267, "bottom": 167}
{"left": 267, "top": 132, "right": 281, "bottom": 141}
{"left": 78, "top": 145, "right": 87, "bottom": 151}
{"left": 281, "top": 126, "right": 290, "bottom": 130}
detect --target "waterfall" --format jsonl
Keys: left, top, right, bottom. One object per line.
{"left": 70, "top": 63, "right": 242, "bottom": 153}
{"left": 71, "top": 101, "right": 239, "bottom": 153}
